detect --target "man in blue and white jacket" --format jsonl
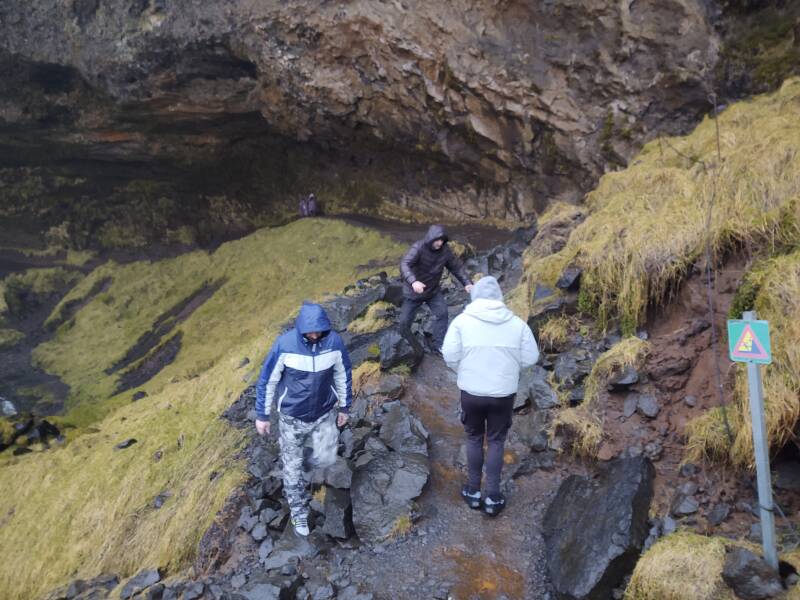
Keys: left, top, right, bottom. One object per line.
{"left": 255, "top": 302, "right": 352, "bottom": 536}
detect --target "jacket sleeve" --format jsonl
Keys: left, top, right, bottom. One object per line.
{"left": 441, "top": 316, "right": 463, "bottom": 372}
{"left": 332, "top": 334, "right": 353, "bottom": 413}
{"left": 445, "top": 249, "right": 472, "bottom": 287}
{"left": 520, "top": 322, "right": 540, "bottom": 368}
{"left": 255, "top": 339, "right": 284, "bottom": 420}
{"left": 400, "top": 242, "right": 421, "bottom": 285}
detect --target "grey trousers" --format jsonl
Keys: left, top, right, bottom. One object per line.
{"left": 278, "top": 409, "right": 338, "bottom": 518}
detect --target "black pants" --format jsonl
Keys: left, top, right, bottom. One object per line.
{"left": 460, "top": 390, "right": 515, "bottom": 496}
{"left": 398, "top": 290, "right": 449, "bottom": 349}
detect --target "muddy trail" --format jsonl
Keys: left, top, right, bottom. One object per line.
{"left": 331, "top": 355, "right": 570, "bottom": 600}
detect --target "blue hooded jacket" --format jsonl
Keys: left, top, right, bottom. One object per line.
{"left": 255, "top": 303, "right": 353, "bottom": 422}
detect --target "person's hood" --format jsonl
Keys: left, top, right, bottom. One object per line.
{"left": 295, "top": 302, "right": 332, "bottom": 335}
{"left": 464, "top": 277, "right": 514, "bottom": 323}
{"left": 423, "top": 224, "right": 448, "bottom": 248}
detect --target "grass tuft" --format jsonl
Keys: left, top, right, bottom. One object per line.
{"left": 387, "top": 513, "right": 413, "bottom": 539}
{"left": 549, "top": 406, "right": 603, "bottom": 457}
{"left": 584, "top": 337, "right": 650, "bottom": 408}
{"left": 347, "top": 301, "right": 395, "bottom": 335}
{"left": 538, "top": 315, "right": 574, "bottom": 351}
{"left": 625, "top": 532, "right": 736, "bottom": 600}
{"left": 0, "top": 327, "right": 24, "bottom": 349}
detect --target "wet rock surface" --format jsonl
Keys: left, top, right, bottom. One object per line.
{"left": 722, "top": 547, "right": 784, "bottom": 600}
{"left": 0, "top": 1, "right": 721, "bottom": 227}
{"left": 543, "top": 456, "right": 655, "bottom": 600}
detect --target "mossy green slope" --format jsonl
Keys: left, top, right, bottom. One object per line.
{"left": 0, "top": 218, "right": 404, "bottom": 600}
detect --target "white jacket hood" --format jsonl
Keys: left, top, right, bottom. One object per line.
{"left": 465, "top": 277, "right": 514, "bottom": 324}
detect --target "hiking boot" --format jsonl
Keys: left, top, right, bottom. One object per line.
{"left": 461, "top": 485, "right": 482, "bottom": 510}
{"left": 483, "top": 493, "right": 506, "bottom": 517}
{"left": 291, "top": 514, "right": 310, "bottom": 537}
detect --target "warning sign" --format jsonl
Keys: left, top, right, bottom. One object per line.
{"left": 728, "top": 320, "right": 772, "bottom": 364}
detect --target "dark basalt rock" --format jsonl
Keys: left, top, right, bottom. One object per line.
{"left": 120, "top": 569, "right": 161, "bottom": 600}
{"left": 543, "top": 456, "right": 655, "bottom": 600}
{"left": 351, "top": 450, "right": 429, "bottom": 544}
{"left": 722, "top": 547, "right": 784, "bottom": 600}
{"left": 378, "top": 328, "right": 424, "bottom": 372}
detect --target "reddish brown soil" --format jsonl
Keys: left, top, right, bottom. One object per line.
{"left": 594, "top": 257, "right": 767, "bottom": 536}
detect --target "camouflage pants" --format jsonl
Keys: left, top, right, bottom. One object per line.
{"left": 278, "top": 409, "right": 339, "bottom": 518}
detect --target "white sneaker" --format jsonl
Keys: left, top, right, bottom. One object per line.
{"left": 291, "top": 515, "right": 309, "bottom": 537}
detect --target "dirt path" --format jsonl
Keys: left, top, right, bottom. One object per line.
{"left": 335, "top": 355, "right": 568, "bottom": 600}
{"left": 332, "top": 215, "right": 513, "bottom": 252}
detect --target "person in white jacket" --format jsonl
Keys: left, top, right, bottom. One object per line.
{"left": 442, "top": 276, "right": 539, "bottom": 516}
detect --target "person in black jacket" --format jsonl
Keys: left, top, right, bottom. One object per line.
{"left": 399, "top": 224, "right": 473, "bottom": 353}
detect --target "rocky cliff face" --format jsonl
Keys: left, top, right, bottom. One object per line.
{"left": 0, "top": 0, "right": 719, "bottom": 238}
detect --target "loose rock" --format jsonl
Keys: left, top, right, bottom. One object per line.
{"left": 722, "top": 547, "right": 783, "bottom": 600}
{"left": 543, "top": 456, "right": 655, "bottom": 600}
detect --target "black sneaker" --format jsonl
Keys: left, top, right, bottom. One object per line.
{"left": 461, "top": 485, "right": 482, "bottom": 509}
{"left": 483, "top": 493, "right": 506, "bottom": 517}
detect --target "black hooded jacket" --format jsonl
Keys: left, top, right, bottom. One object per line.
{"left": 400, "top": 224, "right": 472, "bottom": 300}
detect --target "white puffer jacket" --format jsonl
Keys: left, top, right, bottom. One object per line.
{"left": 442, "top": 276, "right": 539, "bottom": 397}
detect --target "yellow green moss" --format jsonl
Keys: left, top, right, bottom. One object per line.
{"left": 625, "top": 532, "right": 736, "bottom": 600}
{"left": 0, "top": 218, "right": 404, "bottom": 600}
{"left": 347, "top": 301, "right": 395, "bottom": 335}
{"left": 0, "top": 327, "right": 24, "bottom": 349}
{"left": 513, "top": 78, "right": 800, "bottom": 329}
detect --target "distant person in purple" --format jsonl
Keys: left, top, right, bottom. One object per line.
{"left": 306, "top": 193, "right": 318, "bottom": 217}
{"left": 298, "top": 195, "right": 309, "bottom": 217}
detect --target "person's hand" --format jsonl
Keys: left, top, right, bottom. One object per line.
{"left": 412, "top": 281, "right": 426, "bottom": 294}
{"left": 337, "top": 412, "right": 349, "bottom": 428}
{"left": 255, "top": 419, "right": 271, "bottom": 436}
{"left": 465, "top": 284, "right": 474, "bottom": 294}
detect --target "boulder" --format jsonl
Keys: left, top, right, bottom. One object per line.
{"left": 622, "top": 395, "right": 638, "bottom": 419}
{"left": 359, "top": 373, "right": 405, "bottom": 400}
{"left": 312, "top": 455, "right": 353, "bottom": 489}
{"left": 320, "top": 486, "right": 354, "bottom": 539}
{"left": 43, "top": 574, "right": 119, "bottom": 600}
{"left": 378, "top": 402, "right": 429, "bottom": 456}
{"left": 670, "top": 493, "right": 699, "bottom": 517}
{"left": 543, "top": 456, "right": 655, "bottom": 600}
{"left": 242, "top": 583, "right": 282, "bottom": 600}
{"left": 722, "top": 547, "right": 783, "bottom": 600}
{"left": 120, "top": 569, "right": 161, "bottom": 600}
{"left": 516, "top": 366, "right": 558, "bottom": 410}
{"left": 553, "top": 350, "right": 593, "bottom": 387}
{"left": 351, "top": 451, "right": 429, "bottom": 544}
{"left": 556, "top": 266, "right": 582, "bottom": 291}
{"left": 1, "top": 399, "right": 17, "bottom": 417}
{"left": 261, "top": 528, "right": 318, "bottom": 571}
{"left": 258, "top": 538, "right": 274, "bottom": 563}
{"left": 634, "top": 394, "right": 660, "bottom": 419}
{"left": 511, "top": 409, "right": 552, "bottom": 453}
{"left": 322, "top": 285, "right": 386, "bottom": 331}
{"left": 707, "top": 502, "right": 731, "bottom": 526}
{"left": 607, "top": 366, "right": 640, "bottom": 391}
{"left": 378, "top": 328, "right": 423, "bottom": 371}
{"left": 182, "top": 582, "right": 204, "bottom": 600}
{"left": 114, "top": 438, "right": 137, "bottom": 450}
